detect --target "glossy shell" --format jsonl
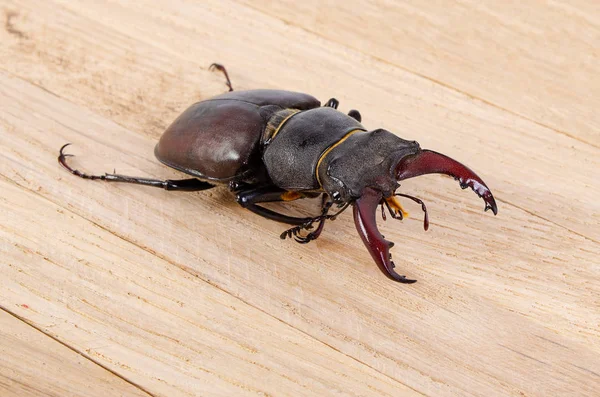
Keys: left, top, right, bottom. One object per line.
{"left": 154, "top": 89, "right": 320, "bottom": 181}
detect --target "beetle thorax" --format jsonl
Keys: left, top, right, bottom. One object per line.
{"left": 262, "top": 107, "right": 366, "bottom": 191}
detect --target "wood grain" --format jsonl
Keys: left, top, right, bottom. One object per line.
{"left": 0, "top": 0, "right": 599, "bottom": 396}
{"left": 0, "top": 173, "right": 414, "bottom": 396}
{"left": 240, "top": 0, "right": 600, "bottom": 147}
{"left": 0, "top": 310, "right": 150, "bottom": 397}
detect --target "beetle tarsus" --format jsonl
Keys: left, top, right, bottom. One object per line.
{"left": 209, "top": 63, "right": 234, "bottom": 91}
{"left": 59, "top": 143, "right": 108, "bottom": 180}
{"left": 236, "top": 186, "right": 314, "bottom": 225}
{"left": 281, "top": 217, "right": 322, "bottom": 243}
{"left": 281, "top": 198, "right": 334, "bottom": 243}
{"left": 228, "top": 180, "right": 254, "bottom": 192}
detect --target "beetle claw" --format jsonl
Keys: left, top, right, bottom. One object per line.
{"left": 58, "top": 144, "right": 106, "bottom": 180}
{"left": 281, "top": 213, "right": 328, "bottom": 244}
{"left": 294, "top": 234, "right": 314, "bottom": 244}
{"left": 281, "top": 224, "right": 307, "bottom": 241}
{"left": 280, "top": 229, "right": 295, "bottom": 239}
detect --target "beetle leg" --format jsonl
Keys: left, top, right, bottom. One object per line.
{"left": 323, "top": 98, "right": 339, "bottom": 109}
{"left": 282, "top": 198, "right": 333, "bottom": 243}
{"left": 58, "top": 144, "right": 214, "bottom": 191}
{"left": 281, "top": 221, "right": 316, "bottom": 242}
{"left": 236, "top": 186, "right": 314, "bottom": 225}
{"left": 282, "top": 198, "right": 352, "bottom": 243}
{"left": 209, "top": 63, "right": 234, "bottom": 91}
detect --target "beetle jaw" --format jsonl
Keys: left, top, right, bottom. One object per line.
{"left": 353, "top": 188, "right": 417, "bottom": 283}
{"left": 394, "top": 149, "right": 498, "bottom": 215}
{"left": 351, "top": 150, "right": 497, "bottom": 283}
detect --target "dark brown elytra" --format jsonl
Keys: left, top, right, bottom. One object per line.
{"left": 59, "top": 64, "right": 497, "bottom": 283}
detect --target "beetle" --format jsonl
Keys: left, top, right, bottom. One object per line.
{"left": 59, "top": 63, "right": 497, "bottom": 283}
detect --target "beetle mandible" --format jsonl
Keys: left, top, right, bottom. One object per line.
{"left": 59, "top": 64, "right": 497, "bottom": 283}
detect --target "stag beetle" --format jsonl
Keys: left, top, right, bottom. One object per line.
{"left": 59, "top": 64, "right": 497, "bottom": 283}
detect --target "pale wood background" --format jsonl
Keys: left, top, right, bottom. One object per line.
{"left": 1, "top": 1, "right": 599, "bottom": 396}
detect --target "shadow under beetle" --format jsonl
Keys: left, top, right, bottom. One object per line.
{"left": 59, "top": 63, "right": 497, "bottom": 283}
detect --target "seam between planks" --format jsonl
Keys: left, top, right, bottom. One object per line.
{"left": 0, "top": 174, "right": 426, "bottom": 396}
{"left": 236, "top": 1, "right": 600, "bottom": 151}
{"left": 0, "top": 304, "right": 157, "bottom": 397}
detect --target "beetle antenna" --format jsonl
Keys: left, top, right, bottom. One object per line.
{"left": 395, "top": 193, "right": 429, "bottom": 231}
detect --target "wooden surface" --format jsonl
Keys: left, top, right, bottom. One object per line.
{"left": 0, "top": 1, "right": 598, "bottom": 396}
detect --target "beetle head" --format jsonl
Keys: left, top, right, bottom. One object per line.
{"left": 319, "top": 129, "right": 422, "bottom": 204}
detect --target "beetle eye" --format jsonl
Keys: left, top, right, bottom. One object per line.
{"left": 331, "top": 191, "right": 342, "bottom": 202}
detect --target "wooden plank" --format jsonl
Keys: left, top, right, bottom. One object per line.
{"left": 238, "top": 0, "right": 600, "bottom": 147}
{"left": 0, "top": 174, "right": 416, "bottom": 396}
{"left": 1, "top": 62, "right": 599, "bottom": 396}
{"left": 0, "top": 0, "right": 599, "bottom": 396}
{"left": 0, "top": 310, "right": 150, "bottom": 397}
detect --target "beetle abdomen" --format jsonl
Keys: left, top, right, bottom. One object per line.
{"left": 155, "top": 90, "right": 321, "bottom": 182}
{"left": 263, "top": 107, "right": 365, "bottom": 191}
{"left": 155, "top": 100, "right": 265, "bottom": 180}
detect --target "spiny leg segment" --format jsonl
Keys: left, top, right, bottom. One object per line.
{"left": 58, "top": 144, "right": 214, "bottom": 191}
{"left": 280, "top": 196, "right": 351, "bottom": 243}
